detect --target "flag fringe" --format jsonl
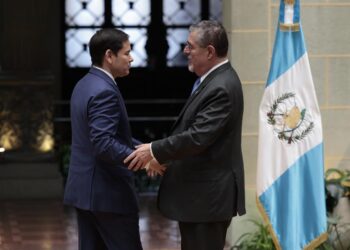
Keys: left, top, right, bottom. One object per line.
{"left": 303, "top": 232, "right": 328, "bottom": 250}
{"left": 256, "top": 195, "right": 282, "bottom": 250}
{"left": 256, "top": 195, "right": 328, "bottom": 250}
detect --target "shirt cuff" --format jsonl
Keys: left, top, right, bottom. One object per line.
{"left": 150, "top": 142, "right": 155, "bottom": 158}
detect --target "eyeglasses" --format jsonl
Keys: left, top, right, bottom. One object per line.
{"left": 184, "top": 41, "right": 209, "bottom": 52}
{"left": 184, "top": 42, "right": 194, "bottom": 51}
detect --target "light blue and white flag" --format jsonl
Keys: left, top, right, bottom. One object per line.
{"left": 256, "top": 0, "right": 328, "bottom": 249}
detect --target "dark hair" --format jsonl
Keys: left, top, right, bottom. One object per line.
{"left": 189, "top": 20, "right": 228, "bottom": 58}
{"left": 89, "top": 28, "right": 129, "bottom": 66}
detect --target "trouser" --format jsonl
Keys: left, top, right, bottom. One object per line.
{"left": 76, "top": 208, "right": 143, "bottom": 250}
{"left": 179, "top": 219, "right": 232, "bottom": 250}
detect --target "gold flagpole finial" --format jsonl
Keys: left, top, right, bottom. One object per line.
{"left": 284, "top": 0, "right": 294, "bottom": 4}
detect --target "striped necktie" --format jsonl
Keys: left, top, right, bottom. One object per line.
{"left": 191, "top": 78, "right": 201, "bottom": 95}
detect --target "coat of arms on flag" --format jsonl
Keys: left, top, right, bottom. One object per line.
{"left": 266, "top": 92, "right": 314, "bottom": 144}
{"left": 256, "top": 0, "right": 328, "bottom": 249}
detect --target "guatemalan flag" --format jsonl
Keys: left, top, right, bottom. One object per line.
{"left": 256, "top": 0, "right": 328, "bottom": 249}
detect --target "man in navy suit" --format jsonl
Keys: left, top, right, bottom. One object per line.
{"left": 63, "top": 29, "right": 143, "bottom": 250}
{"left": 125, "top": 20, "right": 246, "bottom": 250}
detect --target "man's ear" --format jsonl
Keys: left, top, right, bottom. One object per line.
{"left": 105, "top": 49, "right": 114, "bottom": 64}
{"left": 207, "top": 45, "right": 215, "bottom": 59}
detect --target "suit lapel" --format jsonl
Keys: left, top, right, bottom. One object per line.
{"left": 113, "top": 82, "right": 133, "bottom": 144}
{"left": 170, "top": 62, "right": 231, "bottom": 132}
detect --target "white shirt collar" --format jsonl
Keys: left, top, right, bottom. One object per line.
{"left": 200, "top": 59, "right": 229, "bottom": 83}
{"left": 93, "top": 65, "right": 117, "bottom": 85}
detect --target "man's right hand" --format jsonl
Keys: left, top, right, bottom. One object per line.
{"left": 146, "top": 159, "right": 166, "bottom": 177}
{"left": 124, "top": 143, "right": 153, "bottom": 171}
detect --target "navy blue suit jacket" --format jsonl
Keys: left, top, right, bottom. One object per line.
{"left": 64, "top": 67, "right": 139, "bottom": 214}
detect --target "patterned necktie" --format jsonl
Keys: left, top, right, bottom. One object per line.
{"left": 191, "top": 78, "right": 201, "bottom": 95}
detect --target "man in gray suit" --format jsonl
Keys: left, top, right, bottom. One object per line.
{"left": 125, "top": 20, "right": 245, "bottom": 250}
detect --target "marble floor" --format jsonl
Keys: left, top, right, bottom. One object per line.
{"left": 0, "top": 195, "right": 232, "bottom": 250}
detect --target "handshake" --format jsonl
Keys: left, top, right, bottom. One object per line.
{"left": 124, "top": 143, "right": 166, "bottom": 177}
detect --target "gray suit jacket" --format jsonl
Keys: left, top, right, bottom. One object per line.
{"left": 152, "top": 62, "right": 246, "bottom": 222}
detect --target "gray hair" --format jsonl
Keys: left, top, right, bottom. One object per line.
{"left": 189, "top": 20, "right": 228, "bottom": 57}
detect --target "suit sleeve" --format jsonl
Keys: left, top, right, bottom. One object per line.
{"left": 152, "top": 88, "right": 232, "bottom": 164}
{"left": 88, "top": 89, "right": 133, "bottom": 164}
